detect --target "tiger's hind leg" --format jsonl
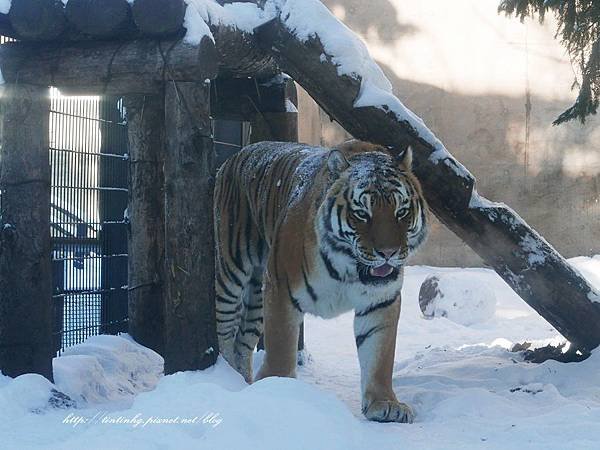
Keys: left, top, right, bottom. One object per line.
{"left": 232, "top": 266, "right": 265, "bottom": 383}
{"left": 215, "top": 265, "right": 250, "bottom": 373}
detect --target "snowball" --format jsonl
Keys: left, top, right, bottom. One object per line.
{"left": 53, "top": 334, "right": 163, "bottom": 406}
{"left": 0, "top": 374, "right": 56, "bottom": 413}
{"left": 419, "top": 273, "right": 497, "bottom": 326}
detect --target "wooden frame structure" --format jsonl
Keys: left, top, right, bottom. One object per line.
{"left": 0, "top": 0, "right": 598, "bottom": 379}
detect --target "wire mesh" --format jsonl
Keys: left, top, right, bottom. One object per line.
{"left": 50, "top": 89, "right": 129, "bottom": 352}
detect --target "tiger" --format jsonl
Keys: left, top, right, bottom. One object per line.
{"left": 214, "top": 139, "right": 428, "bottom": 423}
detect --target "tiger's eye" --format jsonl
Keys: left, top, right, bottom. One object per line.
{"left": 396, "top": 207, "right": 409, "bottom": 220}
{"left": 352, "top": 210, "right": 370, "bottom": 222}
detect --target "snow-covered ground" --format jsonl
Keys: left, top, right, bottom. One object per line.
{"left": 1, "top": 257, "right": 600, "bottom": 450}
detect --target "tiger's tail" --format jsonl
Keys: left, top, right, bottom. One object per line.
{"left": 214, "top": 155, "right": 266, "bottom": 383}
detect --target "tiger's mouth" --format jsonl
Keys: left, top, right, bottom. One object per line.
{"left": 369, "top": 263, "right": 394, "bottom": 278}
{"left": 357, "top": 262, "right": 400, "bottom": 285}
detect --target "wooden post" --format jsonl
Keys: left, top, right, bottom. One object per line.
{"left": 0, "top": 83, "right": 53, "bottom": 379}
{"left": 163, "top": 80, "right": 218, "bottom": 373}
{"left": 249, "top": 76, "right": 298, "bottom": 143}
{"left": 125, "top": 95, "right": 166, "bottom": 356}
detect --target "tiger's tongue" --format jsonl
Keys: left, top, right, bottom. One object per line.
{"left": 369, "top": 263, "right": 394, "bottom": 278}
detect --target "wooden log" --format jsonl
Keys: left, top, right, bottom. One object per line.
{"left": 0, "top": 37, "right": 218, "bottom": 95}
{"left": 256, "top": 19, "right": 600, "bottom": 353}
{"left": 214, "top": 25, "right": 279, "bottom": 79}
{"left": 125, "top": 95, "right": 166, "bottom": 356}
{"left": 163, "top": 80, "right": 218, "bottom": 373}
{"left": 65, "top": 0, "right": 132, "bottom": 38}
{"left": 132, "top": 0, "right": 186, "bottom": 36}
{"left": 0, "top": 84, "right": 54, "bottom": 380}
{"left": 8, "top": 0, "right": 66, "bottom": 41}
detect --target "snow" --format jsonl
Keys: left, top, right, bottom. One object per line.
{"left": 183, "top": 0, "right": 276, "bottom": 44}
{"left": 520, "top": 234, "right": 547, "bottom": 266}
{"left": 0, "top": 0, "right": 10, "bottom": 15}
{"left": 2, "top": 259, "right": 600, "bottom": 449}
{"left": 420, "top": 273, "right": 497, "bottom": 326}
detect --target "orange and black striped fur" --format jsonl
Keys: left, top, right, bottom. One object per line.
{"left": 214, "top": 140, "right": 428, "bottom": 423}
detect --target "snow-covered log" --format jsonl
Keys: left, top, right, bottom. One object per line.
{"left": 255, "top": 5, "right": 600, "bottom": 353}
{"left": 131, "top": 0, "right": 186, "bottom": 36}
{"left": 0, "top": 37, "right": 218, "bottom": 95}
{"left": 163, "top": 81, "right": 218, "bottom": 373}
{"left": 0, "top": 84, "right": 54, "bottom": 379}
{"left": 65, "top": 0, "right": 132, "bottom": 38}
{"left": 8, "top": 0, "right": 66, "bottom": 41}
{"left": 125, "top": 95, "right": 166, "bottom": 357}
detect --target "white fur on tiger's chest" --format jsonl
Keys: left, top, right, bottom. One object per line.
{"left": 292, "top": 250, "right": 404, "bottom": 319}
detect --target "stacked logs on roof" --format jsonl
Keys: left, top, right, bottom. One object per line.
{"left": 0, "top": 0, "right": 278, "bottom": 91}
{"left": 1, "top": 0, "right": 187, "bottom": 41}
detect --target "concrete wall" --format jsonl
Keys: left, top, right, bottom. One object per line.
{"left": 297, "top": 0, "right": 600, "bottom": 267}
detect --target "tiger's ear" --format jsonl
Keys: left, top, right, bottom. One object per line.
{"left": 327, "top": 149, "right": 350, "bottom": 175}
{"left": 395, "top": 146, "right": 413, "bottom": 172}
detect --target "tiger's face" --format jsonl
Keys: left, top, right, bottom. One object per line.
{"left": 323, "top": 146, "right": 428, "bottom": 285}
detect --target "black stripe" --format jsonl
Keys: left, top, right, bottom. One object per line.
{"left": 240, "top": 327, "right": 262, "bottom": 337}
{"left": 216, "top": 294, "right": 237, "bottom": 306}
{"left": 286, "top": 280, "right": 303, "bottom": 312}
{"left": 355, "top": 324, "right": 387, "bottom": 348}
{"left": 217, "top": 330, "right": 234, "bottom": 337}
{"left": 301, "top": 264, "right": 318, "bottom": 302}
{"left": 335, "top": 204, "right": 344, "bottom": 235}
{"left": 223, "top": 261, "right": 243, "bottom": 288}
{"left": 216, "top": 273, "right": 238, "bottom": 299}
{"left": 246, "top": 303, "right": 263, "bottom": 311}
{"left": 217, "top": 317, "right": 237, "bottom": 323}
{"left": 244, "top": 211, "right": 254, "bottom": 265}
{"left": 323, "top": 197, "right": 336, "bottom": 233}
{"left": 320, "top": 249, "right": 342, "bottom": 281}
{"left": 237, "top": 341, "right": 254, "bottom": 351}
{"left": 216, "top": 302, "right": 243, "bottom": 315}
{"left": 246, "top": 316, "right": 263, "bottom": 323}
{"left": 355, "top": 296, "right": 397, "bottom": 317}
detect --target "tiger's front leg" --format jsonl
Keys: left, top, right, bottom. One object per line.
{"left": 255, "top": 260, "right": 303, "bottom": 381}
{"left": 354, "top": 293, "right": 414, "bottom": 423}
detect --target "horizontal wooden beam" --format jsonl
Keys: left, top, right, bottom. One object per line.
{"left": 0, "top": 37, "right": 218, "bottom": 94}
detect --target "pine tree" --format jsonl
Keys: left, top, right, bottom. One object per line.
{"left": 499, "top": 0, "right": 600, "bottom": 125}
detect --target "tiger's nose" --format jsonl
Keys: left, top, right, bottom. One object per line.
{"left": 375, "top": 248, "right": 399, "bottom": 260}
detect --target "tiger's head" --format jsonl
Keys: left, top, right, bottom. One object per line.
{"left": 321, "top": 141, "right": 428, "bottom": 285}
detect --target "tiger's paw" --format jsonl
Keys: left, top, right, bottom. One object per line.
{"left": 362, "top": 398, "right": 414, "bottom": 423}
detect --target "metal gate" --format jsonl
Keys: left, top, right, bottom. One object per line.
{"left": 50, "top": 91, "right": 129, "bottom": 352}
{"left": 49, "top": 89, "right": 247, "bottom": 352}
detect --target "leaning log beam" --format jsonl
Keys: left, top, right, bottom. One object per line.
{"left": 0, "top": 37, "right": 218, "bottom": 95}
{"left": 256, "top": 19, "right": 600, "bottom": 353}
